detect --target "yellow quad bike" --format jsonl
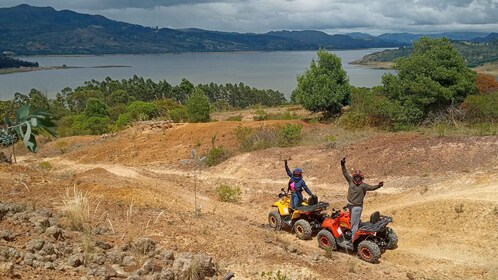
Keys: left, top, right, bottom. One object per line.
{"left": 268, "top": 188, "right": 329, "bottom": 240}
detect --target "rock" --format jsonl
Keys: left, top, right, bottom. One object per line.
{"left": 122, "top": 255, "right": 136, "bottom": 266}
{"left": 44, "top": 262, "right": 55, "bottom": 270}
{"left": 159, "top": 268, "right": 174, "bottom": 280}
{"left": 407, "top": 272, "right": 415, "bottom": 280}
{"left": 105, "top": 249, "right": 123, "bottom": 264}
{"left": 0, "top": 246, "right": 19, "bottom": 261}
{"left": 23, "top": 252, "right": 35, "bottom": 266}
{"left": 161, "top": 250, "right": 174, "bottom": 263}
{"left": 68, "top": 254, "right": 84, "bottom": 267}
{"left": 112, "top": 264, "right": 130, "bottom": 278}
{"left": 45, "top": 226, "right": 63, "bottom": 240}
{"left": 26, "top": 239, "right": 45, "bottom": 252}
{"left": 134, "top": 238, "right": 156, "bottom": 255}
{"left": 93, "top": 265, "right": 117, "bottom": 280}
{"left": 92, "top": 253, "right": 107, "bottom": 265}
{"left": 0, "top": 262, "right": 14, "bottom": 277}
{"left": 286, "top": 244, "right": 298, "bottom": 253}
{"left": 173, "top": 253, "right": 216, "bottom": 280}
{"left": 96, "top": 240, "right": 113, "bottom": 250}
{"left": 41, "top": 241, "right": 55, "bottom": 255}
{"left": 141, "top": 259, "right": 155, "bottom": 275}
{"left": 0, "top": 230, "right": 14, "bottom": 241}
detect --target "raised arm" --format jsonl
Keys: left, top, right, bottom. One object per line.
{"left": 284, "top": 160, "right": 292, "bottom": 178}
{"left": 341, "top": 158, "right": 352, "bottom": 183}
{"left": 364, "top": 181, "right": 384, "bottom": 191}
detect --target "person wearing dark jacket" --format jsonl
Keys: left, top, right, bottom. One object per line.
{"left": 284, "top": 160, "right": 315, "bottom": 209}
{"left": 341, "top": 157, "right": 383, "bottom": 248}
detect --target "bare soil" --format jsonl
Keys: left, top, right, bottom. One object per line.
{"left": 1, "top": 120, "right": 497, "bottom": 279}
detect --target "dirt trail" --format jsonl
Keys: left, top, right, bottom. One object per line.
{"left": 2, "top": 122, "right": 498, "bottom": 279}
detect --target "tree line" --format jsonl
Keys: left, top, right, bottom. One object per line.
{"left": 0, "top": 76, "right": 286, "bottom": 136}
{"left": 0, "top": 56, "right": 39, "bottom": 68}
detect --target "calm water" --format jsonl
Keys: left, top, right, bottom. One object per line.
{"left": 0, "top": 50, "right": 394, "bottom": 100}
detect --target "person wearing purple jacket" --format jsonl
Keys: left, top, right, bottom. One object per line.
{"left": 284, "top": 160, "right": 315, "bottom": 209}
{"left": 341, "top": 157, "right": 383, "bottom": 248}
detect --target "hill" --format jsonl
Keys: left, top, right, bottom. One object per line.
{"left": 266, "top": 30, "right": 402, "bottom": 49}
{"left": 378, "top": 32, "right": 490, "bottom": 44}
{"left": 351, "top": 40, "right": 498, "bottom": 67}
{"left": 1, "top": 116, "right": 497, "bottom": 279}
{"left": 0, "top": 5, "right": 403, "bottom": 55}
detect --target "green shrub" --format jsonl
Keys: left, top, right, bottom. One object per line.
{"left": 206, "top": 146, "right": 229, "bottom": 166}
{"left": 464, "top": 92, "right": 498, "bottom": 122}
{"left": 225, "top": 115, "right": 242, "bottom": 121}
{"left": 278, "top": 123, "right": 302, "bottom": 146}
{"left": 254, "top": 109, "right": 269, "bottom": 121}
{"left": 126, "top": 101, "right": 159, "bottom": 121}
{"left": 83, "top": 116, "right": 112, "bottom": 135}
{"left": 170, "top": 108, "right": 188, "bottom": 123}
{"left": 186, "top": 88, "right": 211, "bottom": 123}
{"left": 216, "top": 184, "right": 241, "bottom": 203}
{"left": 116, "top": 112, "right": 134, "bottom": 128}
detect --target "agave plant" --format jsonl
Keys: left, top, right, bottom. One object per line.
{"left": 1, "top": 105, "right": 56, "bottom": 155}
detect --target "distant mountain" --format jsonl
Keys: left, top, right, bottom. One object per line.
{"left": 474, "top": 33, "right": 498, "bottom": 43}
{"left": 0, "top": 5, "right": 407, "bottom": 55}
{"left": 266, "top": 30, "right": 402, "bottom": 49}
{"left": 0, "top": 5, "right": 492, "bottom": 55}
{"left": 378, "top": 32, "right": 490, "bottom": 44}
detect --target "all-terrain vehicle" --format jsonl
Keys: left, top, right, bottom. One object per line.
{"left": 268, "top": 188, "right": 329, "bottom": 240}
{"left": 316, "top": 207, "right": 397, "bottom": 263}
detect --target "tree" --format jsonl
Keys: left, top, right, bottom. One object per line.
{"left": 293, "top": 49, "right": 351, "bottom": 118}
{"left": 84, "top": 98, "right": 109, "bottom": 118}
{"left": 186, "top": 88, "right": 211, "bottom": 123}
{"left": 172, "top": 78, "right": 194, "bottom": 104}
{"left": 382, "top": 37, "right": 477, "bottom": 123}
{"left": 476, "top": 73, "right": 498, "bottom": 94}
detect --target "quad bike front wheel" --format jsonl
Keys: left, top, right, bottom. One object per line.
{"left": 294, "top": 219, "right": 312, "bottom": 240}
{"left": 268, "top": 211, "right": 282, "bottom": 231}
{"left": 316, "top": 229, "right": 337, "bottom": 251}
{"left": 357, "top": 240, "right": 381, "bottom": 263}
{"left": 386, "top": 228, "right": 398, "bottom": 249}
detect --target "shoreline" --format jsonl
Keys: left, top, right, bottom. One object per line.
{"left": 0, "top": 65, "right": 131, "bottom": 75}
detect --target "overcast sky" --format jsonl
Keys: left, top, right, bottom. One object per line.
{"left": 2, "top": 0, "right": 498, "bottom": 34}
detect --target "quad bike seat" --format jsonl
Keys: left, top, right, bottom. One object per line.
{"left": 359, "top": 212, "right": 393, "bottom": 232}
{"left": 296, "top": 201, "right": 329, "bottom": 212}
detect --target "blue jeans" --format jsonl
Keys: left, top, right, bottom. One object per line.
{"left": 291, "top": 193, "right": 302, "bottom": 209}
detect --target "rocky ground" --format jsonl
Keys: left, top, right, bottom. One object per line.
{"left": 1, "top": 117, "right": 497, "bottom": 279}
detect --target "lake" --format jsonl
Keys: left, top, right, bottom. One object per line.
{"left": 0, "top": 49, "right": 394, "bottom": 100}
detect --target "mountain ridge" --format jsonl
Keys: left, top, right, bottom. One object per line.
{"left": 0, "top": 4, "right": 493, "bottom": 55}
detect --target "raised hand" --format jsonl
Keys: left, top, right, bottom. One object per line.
{"left": 340, "top": 157, "right": 346, "bottom": 165}
{"left": 378, "top": 181, "right": 384, "bottom": 187}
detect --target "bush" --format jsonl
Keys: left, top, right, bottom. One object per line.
{"left": 206, "top": 146, "right": 229, "bottom": 166}
{"left": 216, "top": 184, "right": 241, "bottom": 203}
{"left": 186, "top": 88, "right": 211, "bottom": 123}
{"left": 116, "top": 112, "right": 134, "bottom": 128}
{"left": 463, "top": 92, "right": 498, "bottom": 122}
{"left": 278, "top": 123, "right": 302, "bottom": 146}
{"left": 170, "top": 107, "right": 188, "bottom": 123}
{"left": 254, "top": 109, "right": 269, "bottom": 121}
{"left": 126, "top": 101, "right": 159, "bottom": 121}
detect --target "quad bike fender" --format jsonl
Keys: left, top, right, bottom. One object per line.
{"left": 272, "top": 201, "right": 291, "bottom": 216}
{"left": 322, "top": 217, "right": 344, "bottom": 238}
{"left": 352, "top": 230, "right": 376, "bottom": 243}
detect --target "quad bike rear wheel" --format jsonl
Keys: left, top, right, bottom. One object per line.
{"left": 268, "top": 211, "right": 282, "bottom": 231}
{"left": 386, "top": 228, "right": 398, "bottom": 249}
{"left": 316, "top": 229, "right": 337, "bottom": 251}
{"left": 357, "top": 240, "right": 381, "bottom": 263}
{"left": 294, "top": 219, "right": 312, "bottom": 240}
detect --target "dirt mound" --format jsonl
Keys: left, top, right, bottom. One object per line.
{"left": 1, "top": 121, "right": 498, "bottom": 279}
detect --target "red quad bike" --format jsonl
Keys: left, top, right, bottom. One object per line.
{"left": 316, "top": 206, "right": 398, "bottom": 263}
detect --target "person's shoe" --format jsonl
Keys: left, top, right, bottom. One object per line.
{"left": 339, "top": 240, "right": 353, "bottom": 250}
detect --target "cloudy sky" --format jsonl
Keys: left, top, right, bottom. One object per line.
{"left": 2, "top": 0, "right": 498, "bottom": 34}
